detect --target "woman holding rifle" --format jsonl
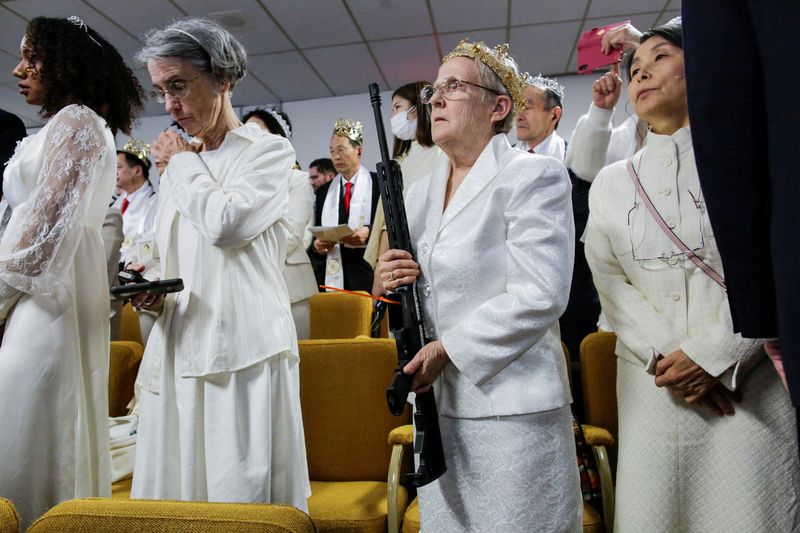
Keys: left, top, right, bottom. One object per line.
{"left": 377, "top": 39, "right": 581, "bottom": 532}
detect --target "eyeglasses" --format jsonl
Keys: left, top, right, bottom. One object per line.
{"left": 150, "top": 76, "right": 200, "bottom": 103}
{"left": 419, "top": 77, "right": 501, "bottom": 105}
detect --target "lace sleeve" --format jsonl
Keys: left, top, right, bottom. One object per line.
{"left": 0, "top": 104, "right": 108, "bottom": 295}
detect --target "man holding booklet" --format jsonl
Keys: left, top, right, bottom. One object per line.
{"left": 307, "top": 118, "right": 379, "bottom": 292}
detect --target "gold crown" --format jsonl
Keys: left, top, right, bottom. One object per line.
{"left": 442, "top": 38, "right": 528, "bottom": 113}
{"left": 117, "top": 138, "right": 152, "bottom": 168}
{"left": 333, "top": 118, "right": 363, "bottom": 145}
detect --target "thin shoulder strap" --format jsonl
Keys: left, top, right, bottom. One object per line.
{"left": 626, "top": 158, "right": 726, "bottom": 290}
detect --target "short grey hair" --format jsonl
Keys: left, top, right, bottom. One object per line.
{"left": 475, "top": 59, "right": 514, "bottom": 134}
{"left": 136, "top": 18, "right": 247, "bottom": 88}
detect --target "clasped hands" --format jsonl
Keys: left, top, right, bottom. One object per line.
{"left": 655, "top": 350, "right": 737, "bottom": 416}
{"left": 151, "top": 130, "right": 199, "bottom": 168}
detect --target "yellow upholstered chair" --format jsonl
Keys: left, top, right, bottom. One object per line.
{"left": 27, "top": 498, "right": 315, "bottom": 532}
{"left": 0, "top": 498, "right": 19, "bottom": 533}
{"left": 119, "top": 302, "right": 143, "bottom": 346}
{"left": 309, "top": 291, "right": 372, "bottom": 339}
{"left": 299, "top": 338, "right": 413, "bottom": 533}
{"left": 580, "top": 331, "right": 619, "bottom": 532}
{"left": 108, "top": 340, "right": 144, "bottom": 417}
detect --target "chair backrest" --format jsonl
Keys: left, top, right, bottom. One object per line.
{"left": 119, "top": 303, "right": 143, "bottom": 346}
{"left": 299, "top": 338, "right": 412, "bottom": 482}
{"left": 579, "top": 331, "right": 618, "bottom": 440}
{"left": 309, "top": 291, "right": 373, "bottom": 339}
{"left": 108, "top": 341, "right": 144, "bottom": 417}
{"left": 0, "top": 498, "right": 19, "bottom": 533}
{"left": 28, "top": 498, "right": 315, "bottom": 533}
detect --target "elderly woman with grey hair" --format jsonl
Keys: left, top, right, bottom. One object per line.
{"left": 377, "top": 39, "right": 581, "bottom": 531}
{"left": 128, "top": 18, "right": 310, "bottom": 508}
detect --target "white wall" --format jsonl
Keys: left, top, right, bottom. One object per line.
{"left": 120, "top": 72, "right": 634, "bottom": 177}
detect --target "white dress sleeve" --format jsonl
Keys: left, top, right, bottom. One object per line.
{"left": 0, "top": 104, "right": 108, "bottom": 298}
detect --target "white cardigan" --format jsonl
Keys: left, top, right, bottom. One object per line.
{"left": 585, "top": 127, "right": 763, "bottom": 387}
{"left": 407, "top": 134, "right": 574, "bottom": 418}
{"left": 139, "top": 124, "right": 297, "bottom": 392}
{"left": 565, "top": 103, "right": 642, "bottom": 183}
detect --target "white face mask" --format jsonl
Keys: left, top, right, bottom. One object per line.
{"left": 390, "top": 106, "right": 417, "bottom": 141}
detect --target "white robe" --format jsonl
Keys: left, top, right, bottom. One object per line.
{"left": 407, "top": 134, "right": 581, "bottom": 532}
{"left": 132, "top": 123, "right": 310, "bottom": 510}
{"left": 282, "top": 168, "right": 317, "bottom": 339}
{"left": 585, "top": 127, "right": 800, "bottom": 532}
{"left": 0, "top": 104, "right": 114, "bottom": 528}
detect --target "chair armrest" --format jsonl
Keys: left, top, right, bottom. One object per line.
{"left": 387, "top": 442, "right": 405, "bottom": 533}
{"left": 388, "top": 424, "right": 414, "bottom": 446}
{"left": 387, "top": 424, "right": 414, "bottom": 533}
{"left": 591, "top": 443, "right": 615, "bottom": 531}
{"left": 582, "top": 424, "right": 615, "bottom": 447}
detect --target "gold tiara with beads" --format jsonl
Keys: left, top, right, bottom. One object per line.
{"left": 333, "top": 118, "right": 363, "bottom": 145}
{"left": 117, "top": 138, "right": 152, "bottom": 168}
{"left": 442, "top": 38, "right": 529, "bottom": 113}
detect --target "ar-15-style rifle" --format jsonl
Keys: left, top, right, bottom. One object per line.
{"left": 368, "top": 83, "right": 446, "bottom": 487}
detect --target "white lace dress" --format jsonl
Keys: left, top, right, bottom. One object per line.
{"left": 0, "top": 104, "right": 115, "bottom": 528}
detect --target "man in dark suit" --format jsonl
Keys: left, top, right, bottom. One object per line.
{"left": 0, "top": 109, "right": 27, "bottom": 197}
{"left": 307, "top": 119, "right": 379, "bottom": 292}
{"left": 683, "top": 3, "right": 800, "bottom": 421}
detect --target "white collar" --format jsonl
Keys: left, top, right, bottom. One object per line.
{"left": 121, "top": 181, "right": 153, "bottom": 201}
{"left": 518, "top": 130, "right": 565, "bottom": 161}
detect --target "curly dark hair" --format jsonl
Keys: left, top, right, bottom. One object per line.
{"left": 24, "top": 17, "right": 144, "bottom": 135}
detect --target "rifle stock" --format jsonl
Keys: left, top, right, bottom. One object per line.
{"left": 369, "top": 83, "right": 446, "bottom": 487}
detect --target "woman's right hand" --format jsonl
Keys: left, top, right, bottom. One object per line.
{"left": 600, "top": 22, "right": 643, "bottom": 54}
{"left": 592, "top": 63, "right": 623, "bottom": 110}
{"left": 126, "top": 262, "right": 165, "bottom": 312}
{"left": 377, "top": 249, "right": 420, "bottom": 292}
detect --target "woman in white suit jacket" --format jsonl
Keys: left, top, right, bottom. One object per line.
{"left": 378, "top": 40, "right": 581, "bottom": 532}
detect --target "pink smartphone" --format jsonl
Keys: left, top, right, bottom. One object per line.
{"left": 577, "top": 20, "right": 630, "bottom": 74}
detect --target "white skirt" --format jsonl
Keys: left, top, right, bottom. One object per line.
{"left": 419, "top": 406, "right": 582, "bottom": 533}
{"left": 614, "top": 357, "right": 800, "bottom": 533}
{"left": 131, "top": 351, "right": 310, "bottom": 511}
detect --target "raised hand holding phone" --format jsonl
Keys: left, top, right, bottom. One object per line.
{"left": 577, "top": 20, "right": 632, "bottom": 74}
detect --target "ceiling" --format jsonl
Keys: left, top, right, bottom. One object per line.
{"left": 0, "top": 0, "right": 680, "bottom": 128}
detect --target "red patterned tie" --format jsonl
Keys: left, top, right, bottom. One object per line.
{"left": 344, "top": 181, "right": 353, "bottom": 215}
{"left": 120, "top": 197, "right": 129, "bottom": 215}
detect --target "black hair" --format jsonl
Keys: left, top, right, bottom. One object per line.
{"left": 242, "top": 108, "right": 292, "bottom": 138}
{"left": 120, "top": 152, "right": 150, "bottom": 180}
{"left": 309, "top": 158, "right": 336, "bottom": 175}
{"left": 624, "top": 20, "right": 683, "bottom": 81}
{"left": 25, "top": 17, "right": 144, "bottom": 135}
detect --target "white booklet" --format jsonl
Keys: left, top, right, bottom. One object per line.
{"left": 308, "top": 224, "right": 355, "bottom": 243}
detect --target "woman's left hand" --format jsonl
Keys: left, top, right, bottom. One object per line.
{"left": 403, "top": 340, "right": 450, "bottom": 394}
{"left": 151, "top": 130, "right": 196, "bottom": 167}
{"left": 654, "top": 349, "right": 717, "bottom": 401}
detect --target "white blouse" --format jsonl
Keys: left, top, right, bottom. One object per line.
{"left": 138, "top": 123, "right": 298, "bottom": 392}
